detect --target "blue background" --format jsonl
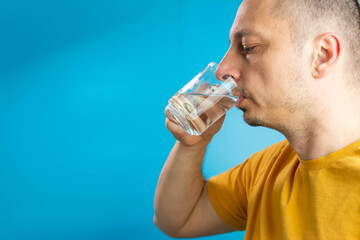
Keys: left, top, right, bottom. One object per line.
{"left": 0, "top": 1, "right": 284, "bottom": 239}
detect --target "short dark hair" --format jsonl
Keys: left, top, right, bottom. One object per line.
{"left": 271, "top": 0, "right": 360, "bottom": 82}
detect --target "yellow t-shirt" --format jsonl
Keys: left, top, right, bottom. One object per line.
{"left": 207, "top": 139, "right": 360, "bottom": 240}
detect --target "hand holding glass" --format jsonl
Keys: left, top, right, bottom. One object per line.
{"left": 167, "top": 62, "right": 238, "bottom": 136}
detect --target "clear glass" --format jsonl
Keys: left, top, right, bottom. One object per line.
{"left": 167, "top": 62, "right": 238, "bottom": 136}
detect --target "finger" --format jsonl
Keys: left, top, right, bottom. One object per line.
{"left": 165, "top": 107, "right": 176, "bottom": 122}
{"left": 165, "top": 118, "right": 187, "bottom": 136}
{"left": 197, "top": 95, "right": 223, "bottom": 122}
{"left": 195, "top": 83, "right": 211, "bottom": 94}
{"left": 202, "top": 113, "right": 226, "bottom": 137}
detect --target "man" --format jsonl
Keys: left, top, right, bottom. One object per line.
{"left": 154, "top": 0, "right": 360, "bottom": 239}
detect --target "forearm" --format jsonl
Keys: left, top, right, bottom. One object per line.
{"left": 154, "top": 140, "right": 208, "bottom": 234}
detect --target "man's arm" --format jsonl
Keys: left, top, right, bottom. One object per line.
{"left": 153, "top": 109, "right": 235, "bottom": 238}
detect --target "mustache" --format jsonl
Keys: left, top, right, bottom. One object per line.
{"left": 232, "top": 87, "right": 252, "bottom": 99}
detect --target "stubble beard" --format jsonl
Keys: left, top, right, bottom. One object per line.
{"left": 246, "top": 118, "right": 266, "bottom": 127}
{"left": 241, "top": 85, "right": 310, "bottom": 133}
{"left": 240, "top": 94, "right": 307, "bottom": 130}
{"left": 236, "top": 66, "right": 309, "bottom": 130}
{"left": 236, "top": 88, "right": 267, "bottom": 127}
{"left": 240, "top": 107, "right": 266, "bottom": 127}
{"left": 240, "top": 90, "right": 307, "bottom": 130}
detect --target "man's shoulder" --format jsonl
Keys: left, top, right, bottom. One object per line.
{"left": 245, "top": 139, "right": 294, "bottom": 173}
{"left": 214, "top": 140, "right": 294, "bottom": 183}
{"left": 251, "top": 139, "right": 291, "bottom": 161}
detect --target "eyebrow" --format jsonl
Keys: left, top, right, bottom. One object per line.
{"left": 229, "top": 29, "right": 263, "bottom": 43}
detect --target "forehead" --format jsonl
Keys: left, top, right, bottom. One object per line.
{"left": 230, "top": 0, "right": 287, "bottom": 40}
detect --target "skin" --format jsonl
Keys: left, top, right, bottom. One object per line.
{"left": 154, "top": 0, "right": 360, "bottom": 238}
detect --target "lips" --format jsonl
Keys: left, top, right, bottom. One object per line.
{"left": 236, "top": 96, "right": 246, "bottom": 107}
{"left": 232, "top": 87, "right": 248, "bottom": 108}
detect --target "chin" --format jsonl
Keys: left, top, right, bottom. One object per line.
{"left": 245, "top": 118, "right": 265, "bottom": 127}
{"left": 243, "top": 112, "right": 265, "bottom": 127}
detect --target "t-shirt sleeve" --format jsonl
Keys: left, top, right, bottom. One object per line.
{"left": 206, "top": 140, "right": 288, "bottom": 231}
{"left": 207, "top": 160, "right": 250, "bottom": 231}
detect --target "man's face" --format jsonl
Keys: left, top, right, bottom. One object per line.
{"left": 219, "top": 0, "right": 313, "bottom": 130}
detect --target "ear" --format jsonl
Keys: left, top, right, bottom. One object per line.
{"left": 311, "top": 33, "right": 341, "bottom": 79}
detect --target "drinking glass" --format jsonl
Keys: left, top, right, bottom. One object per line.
{"left": 167, "top": 62, "right": 238, "bottom": 136}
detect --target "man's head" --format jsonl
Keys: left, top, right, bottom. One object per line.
{"left": 218, "top": 0, "right": 360, "bottom": 134}
{"left": 271, "top": 0, "right": 360, "bottom": 84}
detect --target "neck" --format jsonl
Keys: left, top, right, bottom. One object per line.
{"left": 282, "top": 90, "right": 360, "bottom": 160}
{"left": 286, "top": 124, "right": 360, "bottom": 160}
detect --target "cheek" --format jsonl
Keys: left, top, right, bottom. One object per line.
{"left": 256, "top": 62, "right": 297, "bottom": 107}
{"left": 253, "top": 62, "right": 282, "bottom": 96}
{"left": 242, "top": 46, "right": 302, "bottom": 105}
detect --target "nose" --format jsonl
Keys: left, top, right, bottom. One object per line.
{"left": 215, "top": 65, "right": 232, "bottom": 81}
{"left": 215, "top": 48, "right": 241, "bottom": 82}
